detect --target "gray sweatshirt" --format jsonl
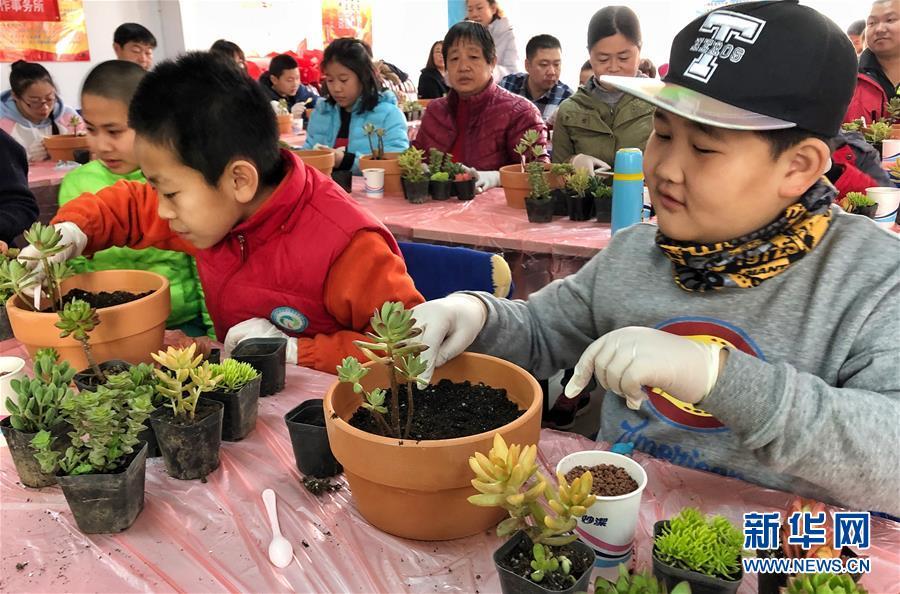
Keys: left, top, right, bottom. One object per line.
{"left": 469, "top": 209, "right": 900, "bottom": 514}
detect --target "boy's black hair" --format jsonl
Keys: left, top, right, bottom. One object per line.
{"left": 268, "top": 54, "right": 299, "bottom": 78}
{"left": 525, "top": 34, "right": 561, "bottom": 61}
{"left": 847, "top": 20, "right": 865, "bottom": 36}
{"left": 129, "top": 51, "right": 283, "bottom": 188}
{"left": 9, "top": 60, "right": 54, "bottom": 96}
{"left": 82, "top": 60, "right": 145, "bottom": 106}
{"left": 113, "top": 23, "right": 157, "bottom": 48}
{"left": 755, "top": 129, "right": 834, "bottom": 159}
{"left": 443, "top": 21, "right": 496, "bottom": 64}
{"left": 322, "top": 38, "right": 382, "bottom": 113}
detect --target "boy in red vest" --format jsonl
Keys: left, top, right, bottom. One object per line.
{"left": 20, "top": 52, "right": 423, "bottom": 373}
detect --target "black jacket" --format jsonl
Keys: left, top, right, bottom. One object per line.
{"left": 258, "top": 75, "right": 318, "bottom": 113}
{"left": 0, "top": 129, "right": 39, "bottom": 246}
{"left": 859, "top": 49, "right": 898, "bottom": 101}
{"left": 418, "top": 67, "right": 448, "bottom": 99}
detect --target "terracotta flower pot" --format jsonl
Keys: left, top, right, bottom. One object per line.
{"left": 359, "top": 153, "right": 402, "bottom": 195}
{"left": 324, "top": 352, "right": 542, "bottom": 541}
{"left": 44, "top": 135, "right": 90, "bottom": 162}
{"left": 292, "top": 149, "right": 335, "bottom": 176}
{"left": 5, "top": 270, "right": 170, "bottom": 369}
{"left": 500, "top": 163, "right": 559, "bottom": 209}
{"left": 276, "top": 114, "right": 292, "bottom": 135}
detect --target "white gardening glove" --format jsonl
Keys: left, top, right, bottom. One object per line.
{"left": 412, "top": 294, "right": 488, "bottom": 383}
{"left": 223, "top": 318, "right": 298, "bottom": 364}
{"left": 570, "top": 154, "right": 611, "bottom": 174}
{"left": 563, "top": 327, "right": 723, "bottom": 410}
{"left": 17, "top": 221, "right": 88, "bottom": 302}
{"left": 474, "top": 170, "right": 501, "bottom": 192}
{"left": 27, "top": 139, "right": 48, "bottom": 162}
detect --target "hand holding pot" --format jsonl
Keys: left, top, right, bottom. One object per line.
{"left": 223, "top": 318, "right": 298, "bottom": 364}
{"left": 412, "top": 294, "right": 487, "bottom": 383}
{"left": 564, "top": 326, "right": 724, "bottom": 409}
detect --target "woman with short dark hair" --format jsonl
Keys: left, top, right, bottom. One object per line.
{"left": 413, "top": 21, "right": 547, "bottom": 189}
{"left": 303, "top": 38, "right": 409, "bottom": 173}
{"left": 418, "top": 41, "right": 449, "bottom": 99}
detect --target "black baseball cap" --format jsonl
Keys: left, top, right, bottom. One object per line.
{"left": 600, "top": 0, "right": 856, "bottom": 136}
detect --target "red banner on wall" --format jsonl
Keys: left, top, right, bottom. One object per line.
{"left": 322, "top": 0, "right": 372, "bottom": 47}
{"left": 0, "top": 0, "right": 60, "bottom": 22}
{"left": 0, "top": 0, "right": 88, "bottom": 61}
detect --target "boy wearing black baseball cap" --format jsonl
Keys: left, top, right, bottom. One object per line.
{"left": 411, "top": 0, "right": 900, "bottom": 514}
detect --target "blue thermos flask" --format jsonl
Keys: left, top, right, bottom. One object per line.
{"left": 611, "top": 148, "right": 644, "bottom": 234}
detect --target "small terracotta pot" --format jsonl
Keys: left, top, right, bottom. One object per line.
{"left": 292, "top": 149, "right": 335, "bottom": 176}
{"left": 324, "top": 352, "right": 542, "bottom": 541}
{"left": 44, "top": 135, "right": 90, "bottom": 162}
{"left": 418, "top": 99, "right": 433, "bottom": 109}
{"left": 276, "top": 114, "right": 292, "bottom": 135}
{"left": 5, "top": 270, "right": 170, "bottom": 369}
{"left": 500, "top": 163, "right": 558, "bottom": 209}
{"left": 359, "top": 153, "right": 402, "bottom": 195}
{"left": 891, "top": 124, "right": 900, "bottom": 140}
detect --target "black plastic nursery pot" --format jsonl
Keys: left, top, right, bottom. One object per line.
{"left": 331, "top": 169, "right": 353, "bottom": 193}
{"left": 0, "top": 418, "right": 70, "bottom": 488}
{"left": 525, "top": 198, "right": 555, "bottom": 223}
{"left": 207, "top": 348, "right": 221, "bottom": 364}
{"left": 551, "top": 189, "right": 569, "bottom": 217}
{"left": 567, "top": 194, "right": 594, "bottom": 221}
{"left": 73, "top": 359, "right": 131, "bottom": 392}
{"left": 232, "top": 337, "right": 286, "bottom": 396}
{"left": 652, "top": 521, "right": 742, "bottom": 594}
{"left": 402, "top": 179, "right": 430, "bottom": 204}
{"left": 150, "top": 399, "right": 224, "bottom": 480}
{"left": 854, "top": 204, "right": 878, "bottom": 219}
{"left": 0, "top": 306, "right": 12, "bottom": 341}
{"left": 454, "top": 179, "right": 477, "bottom": 200}
{"left": 493, "top": 530, "right": 595, "bottom": 594}
{"left": 199, "top": 375, "right": 261, "bottom": 441}
{"left": 594, "top": 197, "right": 612, "bottom": 223}
{"left": 56, "top": 442, "right": 148, "bottom": 534}
{"left": 137, "top": 423, "right": 160, "bottom": 458}
{"left": 755, "top": 547, "right": 861, "bottom": 594}
{"left": 430, "top": 180, "right": 453, "bottom": 201}
{"left": 284, "top": 398, "right": 342, "bottom": 478}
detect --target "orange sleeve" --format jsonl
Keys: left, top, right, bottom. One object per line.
{"left": 51, "top": 179, "right": 196, "bottom": 256}
{"left": 295, "top": 230, "right": 424, "bottom": 373}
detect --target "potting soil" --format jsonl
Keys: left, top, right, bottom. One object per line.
{"left": 565, "top": 464, "right": 638, "bottom": 497}
{"left": 498, "top": 538, "right": 594, "bottom": 591}
{"left": 348, "top": 379, "right": 522, "bottom": 440}
{"left": 62, "top": 289, "right": 154, "bottom": 309}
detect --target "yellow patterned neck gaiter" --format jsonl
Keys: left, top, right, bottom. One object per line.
{"left": 655, "top": 181, "right": 836, "bottom": 292}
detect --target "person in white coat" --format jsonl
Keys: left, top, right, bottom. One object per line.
{"left": 466, "top": 0, "right": 518, "bottom": 81}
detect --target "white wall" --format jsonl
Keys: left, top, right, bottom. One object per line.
{"left": 0, "top": 0, "right": 166, "bottom": 109}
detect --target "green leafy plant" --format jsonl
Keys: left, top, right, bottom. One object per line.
{"left": 784, "top": 573, "right": 867, "bottom": 594}
{"left": 844, "top": 191, "right": 876, "bottom": 213}
{"left": 398, "top": 146, "right": 428, "bottom": 182}
{"left": 0, "top": 223, "right": 75, "bottom": 312}
{"left": 514, "top": 129, "right": 545, "bottom": 170}
{"left": 468, "top": 434, "right": 598, "bottom": 586}
{"left": 526, "top": 161, "right": 551, "bottom": 201}
{"left": 591, "top": 177, "right": 613, "bottom": 201}
{"left": 151, "top": 344, "right": 222, "bottom": 422}
{"left": 530, "top": 541, "right": 572, "bottom": 583}
{"left": 887, "top": 98, "right": 900, "bottom": 124}
{"left": 841, "top": 119, "right": 863, "bottom": 133}
{"left": 31, "top": 381, "right": 153, "bottom": 476}
{"left": 56, "top": 298, "right": 103, "bottom": 381}
{"left": 550, "top": 162, "right": 575, "bottom": 179}
{"left": 864, "top": 120, "right": 891, "bottom": 144}
{"left": 104, "top": 363, "right": 159, "bottom": 407}
{"left": 654, "top": 508, "right": 743, "bottom": 581}
{"left": 430, "top": 171, "right": 450, "bottom": 182}
{"left": 209, "top": 359, "right": 259, "bottom": 392}
{"left": 594, "top": 564, "right": 691, "bottom": 594}
{"left": 336, "top": 301, "right": 428, "bottom": 439}
{"left": 567, "top": 169, "right": 592, "bottom": 199}
{"left": 428, "top": 148, "right": 447, "bottom": 174}
{"left": 362, "top": 122, "right": 386, "bottom": 159}
{"left": 4, "top": 348, "right": 74, "bottom": 433}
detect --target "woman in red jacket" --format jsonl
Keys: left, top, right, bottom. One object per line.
{"left": 413, "top": 21, "right": 548, "bottom": 191}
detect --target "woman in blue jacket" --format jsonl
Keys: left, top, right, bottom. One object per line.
{"left": 303, "top": 38, "right": 409, "bottom": 174}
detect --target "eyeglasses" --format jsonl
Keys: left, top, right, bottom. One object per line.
{"left": 19, "top": 95, "right": 55, "bottom": 109}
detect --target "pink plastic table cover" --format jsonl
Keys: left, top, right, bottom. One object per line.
{"left": 1, "top": 338, "right": 898, "bottom": 594}
{"left": 26, "top": 160, "right": 72, "bottom": 190}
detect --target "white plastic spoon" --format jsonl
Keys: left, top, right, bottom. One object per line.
{"left": 262, "top": 488, "right": 293, "bottom": 568}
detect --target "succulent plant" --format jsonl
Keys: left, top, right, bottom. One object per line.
{"left": 780, "top": 497, "right": 842, "bottom": 559}
{"left": 398, "top": 146, "right": 428, "bottom": 182}
{"left": 526, "top": 161, "right": 551, "bottom": 201}
{"left": 886, "top": 97, "right": 900, "bottom": 124}
{"left": 152, "top": 344, "right": 222, "bottom": 422}
{"left": 594, "top": 564, "right": 691, "bottom": 594}
{"left": 209, "top": 359, "right": 259, "bottom": 392}
{"left": 654, "top": 507, "right": 743, "bottom": 580}
{"left": 0, "top": 223, "right": 75, "bottom": 312}
{"left": 530, "top": 542, "right": 572, "bottom": 583}
{"left": 362, "top": 122, "right": 386, "bottom": 159}
{"left": 865, "top": 121, "right": 892, "bottom": 144}
{"left": 841, "top": 119, "right": 863, "bottom": 133}
{"left": 567, "top": 169, "right": 592, "bottom": 198}
{"left": 4, "top": 348, "right": 74, "bottom": 433}
{"left": 56, "top": 298, "right": 103, "bottom": 381}
{"left": 784, "top": 573, "right": 867, "bottom": 594}
{"left": 514, "top": 129, "right": 545, "bottom": 170}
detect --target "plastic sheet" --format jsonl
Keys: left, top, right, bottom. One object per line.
{"left": 2, "top": 337, "right": 899, "bottom": 594}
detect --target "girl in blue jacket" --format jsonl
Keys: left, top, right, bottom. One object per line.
{"left": 303, "top": 38, "right": 409, "bottom": 174}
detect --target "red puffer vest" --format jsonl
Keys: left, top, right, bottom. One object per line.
{"left": 413, "top": 82, "right": 548, "bottom": 171}
{"left": 196, "top": 150, "right": 399, "bottom": 340}
{"left": 844, "top": 73, "right": 888, "bottom": 124}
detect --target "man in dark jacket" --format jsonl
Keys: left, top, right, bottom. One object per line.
{"left": 0, "top": 129, "right": 39, "bottom": 247}
{"left": 859, "top": 0, "right": 900, "bottom": 99}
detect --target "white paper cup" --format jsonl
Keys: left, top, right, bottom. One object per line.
{"left": 556, "top": 450, "right": 647, "bottom": 577}
{"left": 881, "top": 140, "right": 900, "bottom": 171}
{"left": 362, "top": 168, "right": 385, "bottom": 198}
{"left": 0, "top": 357, "right": 26, "bottom": 417}
{"left": 866, "top": 186, "right": 900, "bottom": 228}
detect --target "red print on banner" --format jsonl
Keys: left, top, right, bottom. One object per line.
{"left": 0, "top": 0, "right": 61, "bottom": 22}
